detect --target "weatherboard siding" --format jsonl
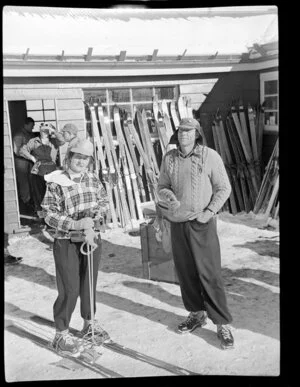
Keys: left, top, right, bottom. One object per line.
{"left": 3, "top": 99, "right": 21, "bottom": 234}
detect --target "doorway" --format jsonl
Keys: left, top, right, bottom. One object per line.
{"left": 8, "top": 100, "right": 37, "bottom": 222}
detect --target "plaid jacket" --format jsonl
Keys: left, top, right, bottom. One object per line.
{"left": 41, "top": 171, "right": 109, "bottom": 239}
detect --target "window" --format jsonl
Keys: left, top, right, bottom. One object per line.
{"left": 26, "top": 99, "right": 57, "bottom": 131}
{"left": 260, "top": 71, "right": 279, "bottom": 132}
{"left": 84, "top": 85, "right": 178, "bottom": 136}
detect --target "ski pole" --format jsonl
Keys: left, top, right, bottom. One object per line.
{"left": 80, "top": 240, "right": 97, "bottom": 344}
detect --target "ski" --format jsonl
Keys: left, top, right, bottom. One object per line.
{"left": 127, "top": 112, "right": 158, "bottom": 202}
{"left": 29, "top": 315, "right": 197, "bottom": 376}
{"left": 114, "top": 106, "right": 142, "bottom": 221}
{"left": 214, "top": 116, "right": 238, "bottom": 214}
{"left": 177, "top": 95, "right": 188, "bottom": 119}
{"left": 170, "top": 100, "right": 180, "bottom": 130}
{"left": 231, "top": 105, "right": 259, "bottom": 197}
{"left": 141, "top": 109, "right": 160, "bottom": 175}
{"left": 96, "top": 103, "right": 124, "bottom": 226}
{"left": 135, "top": 108, "right": 157, "bottom": 176}
{"left": 211, "top": 122, "right": 230, "bottom": 213}
{"left": 247, "top": 103, "right": 262, "bottom": 183}
{"left": 156, "top": 111, "right": 170, "bottom": 152}
{"left": 6, "top": 323, "right": 123, "bottom": 378}
{"left": 186, "top": 96, "right": 194, "bottom": 119}
{"left": 88, "top": 99, "right": 118, "bottom": 228}
{"left": 161, "top": 100, "right": 174, "bottom": 140}
{"left": 226, "top": 116, "right": 252, "bottom": 212}
{"left": 102, "top": 107, "right": 132, "bottom": 227}
{"left": 122, "top": 112, "right": 147, "bottom": 203}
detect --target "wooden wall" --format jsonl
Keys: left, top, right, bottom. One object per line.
{"left": 195, "top": 71, "right": 260, "bottom": 148}
{"left": 3, "top": 100, "right": 20, "bottom": 234}
{"left": 3, "top": 87, "right": 86, "bottom": 234}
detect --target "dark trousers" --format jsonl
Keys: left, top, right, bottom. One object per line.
{"left": 171, "top": 218, "right": 232, "bottom": 325}
{"left": 31, "top": 174, "right": 46, "bottom": 212}
{"left": 53, "top": 237, "right": 102, "bottom": 332}
{"left": 14, "top": 157, "right": 32, "bottom": 204}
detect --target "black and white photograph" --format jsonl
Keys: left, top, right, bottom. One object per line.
{"left": 3, "top": 4, "right": 279, "bottom": 381}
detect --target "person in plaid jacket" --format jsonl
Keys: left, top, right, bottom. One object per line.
{"left": 41, "top": 139, "right": 110, "bottom": 357}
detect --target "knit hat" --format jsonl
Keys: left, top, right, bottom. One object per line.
{"left": 61, "top": 123, "right": 78, "bottom": 135}
{"left": 70, "top": 139, "right": 94, "bottom": 157}
{"left": 169, "top": 118, "right": 204, "bottom": 145}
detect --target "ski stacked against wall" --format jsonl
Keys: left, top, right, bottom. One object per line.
{"left": 85, "top": 96, "right": 196, "bottom": 228}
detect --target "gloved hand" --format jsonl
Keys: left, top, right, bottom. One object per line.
{"left": 84, "top": 229, "right": 98, "bottom": 249}
{"left": 72, "top": 217, "right": 94, "bottom": 230}
{"left": 168, "top": 199, "right": 181, "bottom": 212}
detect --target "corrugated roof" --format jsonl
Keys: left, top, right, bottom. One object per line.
{"left": 3, "top": 6, "right": 278, "bottom": 57}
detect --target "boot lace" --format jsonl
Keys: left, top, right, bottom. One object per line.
{"left": 219, "top": 326, "right": 231, "bottom": 339}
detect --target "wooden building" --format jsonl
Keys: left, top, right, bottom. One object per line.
{"left": 3, "top": 6, "right": 278, "bottom": 235}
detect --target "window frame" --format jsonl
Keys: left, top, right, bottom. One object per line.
{"left": 260, "top": 71, "right": 279, "bottom": 133}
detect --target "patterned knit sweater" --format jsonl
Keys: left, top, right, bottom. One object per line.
{"left": 157, "top": 144, "right": 231, "bottom": 222}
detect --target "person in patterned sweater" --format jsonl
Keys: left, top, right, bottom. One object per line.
{"left": 41, "top": 139, "right": 110, "bottom": 357}
{"left": 157, "top": 118, "right": 234, "bottom": 350}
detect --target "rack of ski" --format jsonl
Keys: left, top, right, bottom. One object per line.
{"left": 86, "top": 95, "right": 278, "bottom": 224}
{"left": 86, "top": 95, "right": 195, "bottom": 228}
{"left": 211, "top": 100, "right": 278, "bottom": 219}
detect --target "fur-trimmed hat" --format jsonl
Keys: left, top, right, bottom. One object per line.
{"left": 61, "top": 123, "right": 78, "bottom": 135}
{"left": 169, "top": 118, "right": 204, "bottom": 145}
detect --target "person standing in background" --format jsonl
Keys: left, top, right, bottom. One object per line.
{"left": 12, "top": 117, "right": 35, "bottom": 213}
{"left": 19, "top": 122, "right": 65, "bottom": 218}
{"left": 60, "top": 123, "right": 80, "bottom": 169}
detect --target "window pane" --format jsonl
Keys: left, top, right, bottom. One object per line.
{"left": 109, "top": 89, "right": 130, "bottom": 103}
{"left": 132, "top": 88, "right": 153, "bottom": 101}
{"left": 27, "top": 111, "right": 44, "bottom": 121}
{"left": 43, "top": 99, "right": 55, "bottom": 109}
{"left": 265, "top": 80, "right": 278, "bottom": 95}
{"left": 264, "top": 96, "right": 278, "bottom": 110}
{"left": 84, "top": 90, "right": 107, "bottom": 104}
{"left": 26, "top": 100, "right": 43, "bottom": 110}
{"left": 44, "top": 110, "right": 56, "bottom": 120}
{"left": 155, "top": 87, "right": 175, "bottom": 100}
{"left": 265, "top": 112, "right": 278, "bottom": 126}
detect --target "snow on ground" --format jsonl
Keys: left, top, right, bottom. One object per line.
{"left": 4, "top": 212, "right": 279, "bottom": 381}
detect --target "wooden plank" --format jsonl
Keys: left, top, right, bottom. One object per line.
{"left": 4, "top": 168, "right": 14, "bottom": 179}
{"left": 4, "top": 88, "right": 83, "bottom": 100}
{"left": 4, "top": 110, "right": 8, "bottom": 123}
{"left": 4, "top": 222, "right": 19, "bottom": 235}
{"left": 4, "top": 157, "right": 13, "bottom": 168}
{"left": 4, "top": 146, "right": 12, "bottom": 157}
{"left": 57, "top": 109, "right": 84, "bottom": 120}
{"left": 56, "top": 99, "right": 84, "bottom": 110}
{"left": 5, "top": 200, "right": 18, "bottom": 212}
{"left": 181, "top": 94, "right": 207, "bottom": 104}
{"left": 4, "top": 190, "right": 17, "bottom": 202}
{"left": 5, "top": 212, "right": 19, "bottom": 223}
{"left": 4, "top": 79, "right": 219, "bottom": 90}
{"left": 180, "top": 83, "right": 216, "bottom": 94}
{"left": 5, "top": 179, "right": 15, "bottom": 191}
{"left": 4, "top": 135, "right": 11, "bottom": 146}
